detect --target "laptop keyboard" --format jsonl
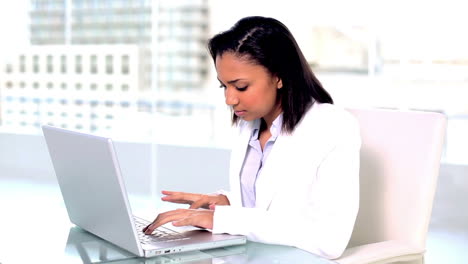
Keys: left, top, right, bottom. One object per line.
{"left": 133, "top": 216, "right": 190, "bottom": 243}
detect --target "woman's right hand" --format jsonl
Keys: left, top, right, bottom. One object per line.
{"left": 160, "top": 190, "right": 230, "bottom": 209}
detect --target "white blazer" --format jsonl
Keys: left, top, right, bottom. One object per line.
{"left": 212, "top": 103, "right": 361, "bottom": 259}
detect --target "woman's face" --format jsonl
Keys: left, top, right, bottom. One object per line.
{"left": 215, "top": 52, "right": 283, "bottom": 125}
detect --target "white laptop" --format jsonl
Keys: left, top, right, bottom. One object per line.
{"left": 42, "top": 125, "right": 246, "bottom": 258}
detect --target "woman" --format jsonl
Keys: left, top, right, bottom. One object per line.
{"left": 144, "top": 16, "right": 361, "bottom": 259}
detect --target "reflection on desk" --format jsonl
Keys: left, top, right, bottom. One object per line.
{"left": 222, "top": 242, "right": 337, "bottom": 264}
{"left": 0, "top": 179, "right": 337, "bottom": 264}
{"left": 65, "top": 227, "right": 337, "bottom": 264}
{"left": 65, "top": 226, "right": 246, "bottom": 264}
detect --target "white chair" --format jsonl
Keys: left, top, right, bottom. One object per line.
{"left": 336, "top": 108, "right": 447, "bottom": 264}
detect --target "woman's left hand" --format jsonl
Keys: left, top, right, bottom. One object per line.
{"left": 143, "top": 208, "right": 214, "bottom": 235}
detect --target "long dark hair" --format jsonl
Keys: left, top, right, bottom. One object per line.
{"left": 208, "top": 16, "right": 333, "bottom": 133}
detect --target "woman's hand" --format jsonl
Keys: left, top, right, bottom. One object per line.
{"left": 143, "top": 207, "right": 215, "bottom": 235}
{"left": 143, "top": 191, "right": 229, "bottom": 234}
{"left": 161, "top": 190, "right": 230, "bottom": 209}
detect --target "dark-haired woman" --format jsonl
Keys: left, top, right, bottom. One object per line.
{"left": 144, "top": 16, "right": 361, "bottom": 259}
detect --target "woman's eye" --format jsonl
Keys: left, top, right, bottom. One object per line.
{"left": 218, "top": 84, "right": 247, "bottom": 91}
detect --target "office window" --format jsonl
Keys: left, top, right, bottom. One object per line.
{"left": 46, "top": 55, "right": 53, "bottom": 73}
{"left": 5, "top": 63, "right": 13, "bottom": 73}
{"left": 60, "top": 55, "right": 67, "bottom": 73}
{"left": 105, "top": 55, "right": 113, "bottom": 74}
{"left": 75, "top": 55, "right": 82, "bottom": 73}
{"left": 19, "top": 55, "right": 26, "bottom": 72}
{"left": 33, "top": 55, "right": 39, "bottom": 73}
{"left": 90, "top": 54, "right": 98, "bottom": 73}
{"left": 121, "top": 55, "right": 129, "bottom": 74}
{"left": 3, "top": 0, "right": 465, "bottom": 166}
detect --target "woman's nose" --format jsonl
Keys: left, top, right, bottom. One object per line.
{"left": 225, "top": 88, "right": 239, "bottom": 106}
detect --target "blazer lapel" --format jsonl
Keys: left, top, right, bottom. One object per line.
{"left": 228, "top": 122, "right": 254, "bottom": 206}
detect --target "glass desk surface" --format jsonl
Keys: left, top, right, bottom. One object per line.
{"left": 0, "top": 179, "right": 337, "bottom": 264}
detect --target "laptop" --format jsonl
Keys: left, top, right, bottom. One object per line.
{"left": 42, "top": 125, "right": 246, "bottom": 258}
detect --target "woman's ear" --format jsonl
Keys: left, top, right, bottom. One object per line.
{"left": 277, "top": 77, "right": 283, "bottom": 89}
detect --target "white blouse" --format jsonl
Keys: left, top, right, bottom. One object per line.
{"left": 239, "top": 114, "right": 282, "bottom": 208}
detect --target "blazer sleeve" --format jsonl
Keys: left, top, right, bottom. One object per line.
{"left": 212, "top": 110, "right": 361, "bottom": 259}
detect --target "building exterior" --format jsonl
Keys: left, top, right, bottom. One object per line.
{"left": 29, "top": 0, "right": 210, "bottom": 92}
{"left": 0, "top": 0, "right": 212, "bottom": 137}
{"left": 0, "top": 45, "right": 143, "bottom": 134}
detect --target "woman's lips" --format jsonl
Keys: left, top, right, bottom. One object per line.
{"left": 234, "top": 110, "right": 246, "bottom": 117}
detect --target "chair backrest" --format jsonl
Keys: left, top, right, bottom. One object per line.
{"left": 347, "top": 108, "right": 447, "bottom": 249}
